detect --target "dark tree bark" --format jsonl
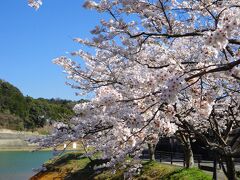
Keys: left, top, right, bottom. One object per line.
{"left": 177, "top": 132, "right": 194, "bottom": 168}
{"left": 148, "top": 143, "right": 156, "bottom": 161}
{"left": 225, "top": 156, "right": 237, "bottom": 180}
{"left": 183, "top": 137, "right": 194, "bottom": 168}
{"left": 184, "top": 145, "right": 194, "bottom": 168}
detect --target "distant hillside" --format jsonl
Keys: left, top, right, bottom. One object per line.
{"left": 0, "top": 79, "right": 86, "bottom": 131}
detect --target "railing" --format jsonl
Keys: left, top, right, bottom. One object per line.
{"left": 140, "top": 150, "right": 218, "bottom": 179}
{"left": 141, "top": 150, "right": 201, "bottom": 167}
{"left": 141, "top": 150, "right": 240, "bottom": 180}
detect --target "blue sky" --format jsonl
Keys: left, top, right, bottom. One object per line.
{"left": 0, "top": 0, "right": 104, "bottom": 100}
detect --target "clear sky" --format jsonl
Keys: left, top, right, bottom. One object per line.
{"left": 0, "top": 0, "right": 104, "bottom": 100}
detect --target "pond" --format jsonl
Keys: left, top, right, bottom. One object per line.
{"left": 0, "top": 151, "right": 53, "bottom": 180}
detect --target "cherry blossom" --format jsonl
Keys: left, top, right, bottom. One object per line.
{"left": 28, "top": 0, "right": 240, "bottom": 178}
{"left": 28, "top": 0, "right": 42, "bottom": 10}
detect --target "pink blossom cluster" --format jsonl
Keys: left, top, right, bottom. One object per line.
{"left": 206, "top": 9, "right": 240, "bottom": 50}
{"left": 161, "top": 76, "right": 184, "bottom": 103}
{"left": 28, "top": 0, "right": 42, "bottom": 10}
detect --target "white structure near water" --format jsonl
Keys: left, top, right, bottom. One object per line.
{"left": 63, "top": 142, "right": 77, "bottom": 149}
{"left": 72, "top": 142, "right": 77, "bottom": 149}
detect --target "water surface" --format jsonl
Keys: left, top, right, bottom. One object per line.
{"left": 0, "top": 151, "right": 53, "bottom": 180}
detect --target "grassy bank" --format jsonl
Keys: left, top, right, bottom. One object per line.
{"left": 31, "top": 152, "right": 212, "bottom": 180}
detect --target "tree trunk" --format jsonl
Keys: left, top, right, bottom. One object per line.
{"left": 177, "top": 132, "right": 194, "bottom": 168}
{"left": 225, "top": 156, "right": 237, "bottom": 180}
{"left": 148, "top": 143, "right": 156, "bottom": 161}
{"left": 183, "top": 136, "right": 194, "bottom": 168}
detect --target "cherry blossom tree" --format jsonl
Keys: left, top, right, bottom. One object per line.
{"left": 175, "top": 92, "right": 240, "bottom": 179}
{"left": 28, "top": 0, "right": 240, "bottom": 178}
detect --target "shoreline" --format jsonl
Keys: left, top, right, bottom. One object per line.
{"left": 0, "top": 128, "right": 44, "bottom": 151}
{"left": 0, "top": 147, "right": 83, "bottom": 152}
{"left": 0, "top": 129, "right": 82, "bottom": 152}
{"left": 0, "top": 148, "right": 51, "bottom": 152}
{"left": 0, "top": 128, "right": 41, "bottom": 135}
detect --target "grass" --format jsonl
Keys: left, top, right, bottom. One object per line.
{"left": 135, "top": 161, "right": 179, "bottom": 180}
{"left": 164, "top": 167, "right": 212, "bottom": 180}
{"left": 30, "top": 153, "right": 212, "bottom": 180}
{"left": 237, "top": 171, "right": 240, "bottom": 178}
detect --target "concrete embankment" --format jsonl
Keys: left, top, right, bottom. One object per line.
{"left": 0, "top": 129, "right": 41, "bottom": 150}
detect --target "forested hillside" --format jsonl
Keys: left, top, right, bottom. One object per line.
{"left": 0, "top": 79, "right": 84, "bottom": 131}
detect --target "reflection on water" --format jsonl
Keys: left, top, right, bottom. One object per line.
{"left": 0, "top": 151, "right": 53, "bottom": 180}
